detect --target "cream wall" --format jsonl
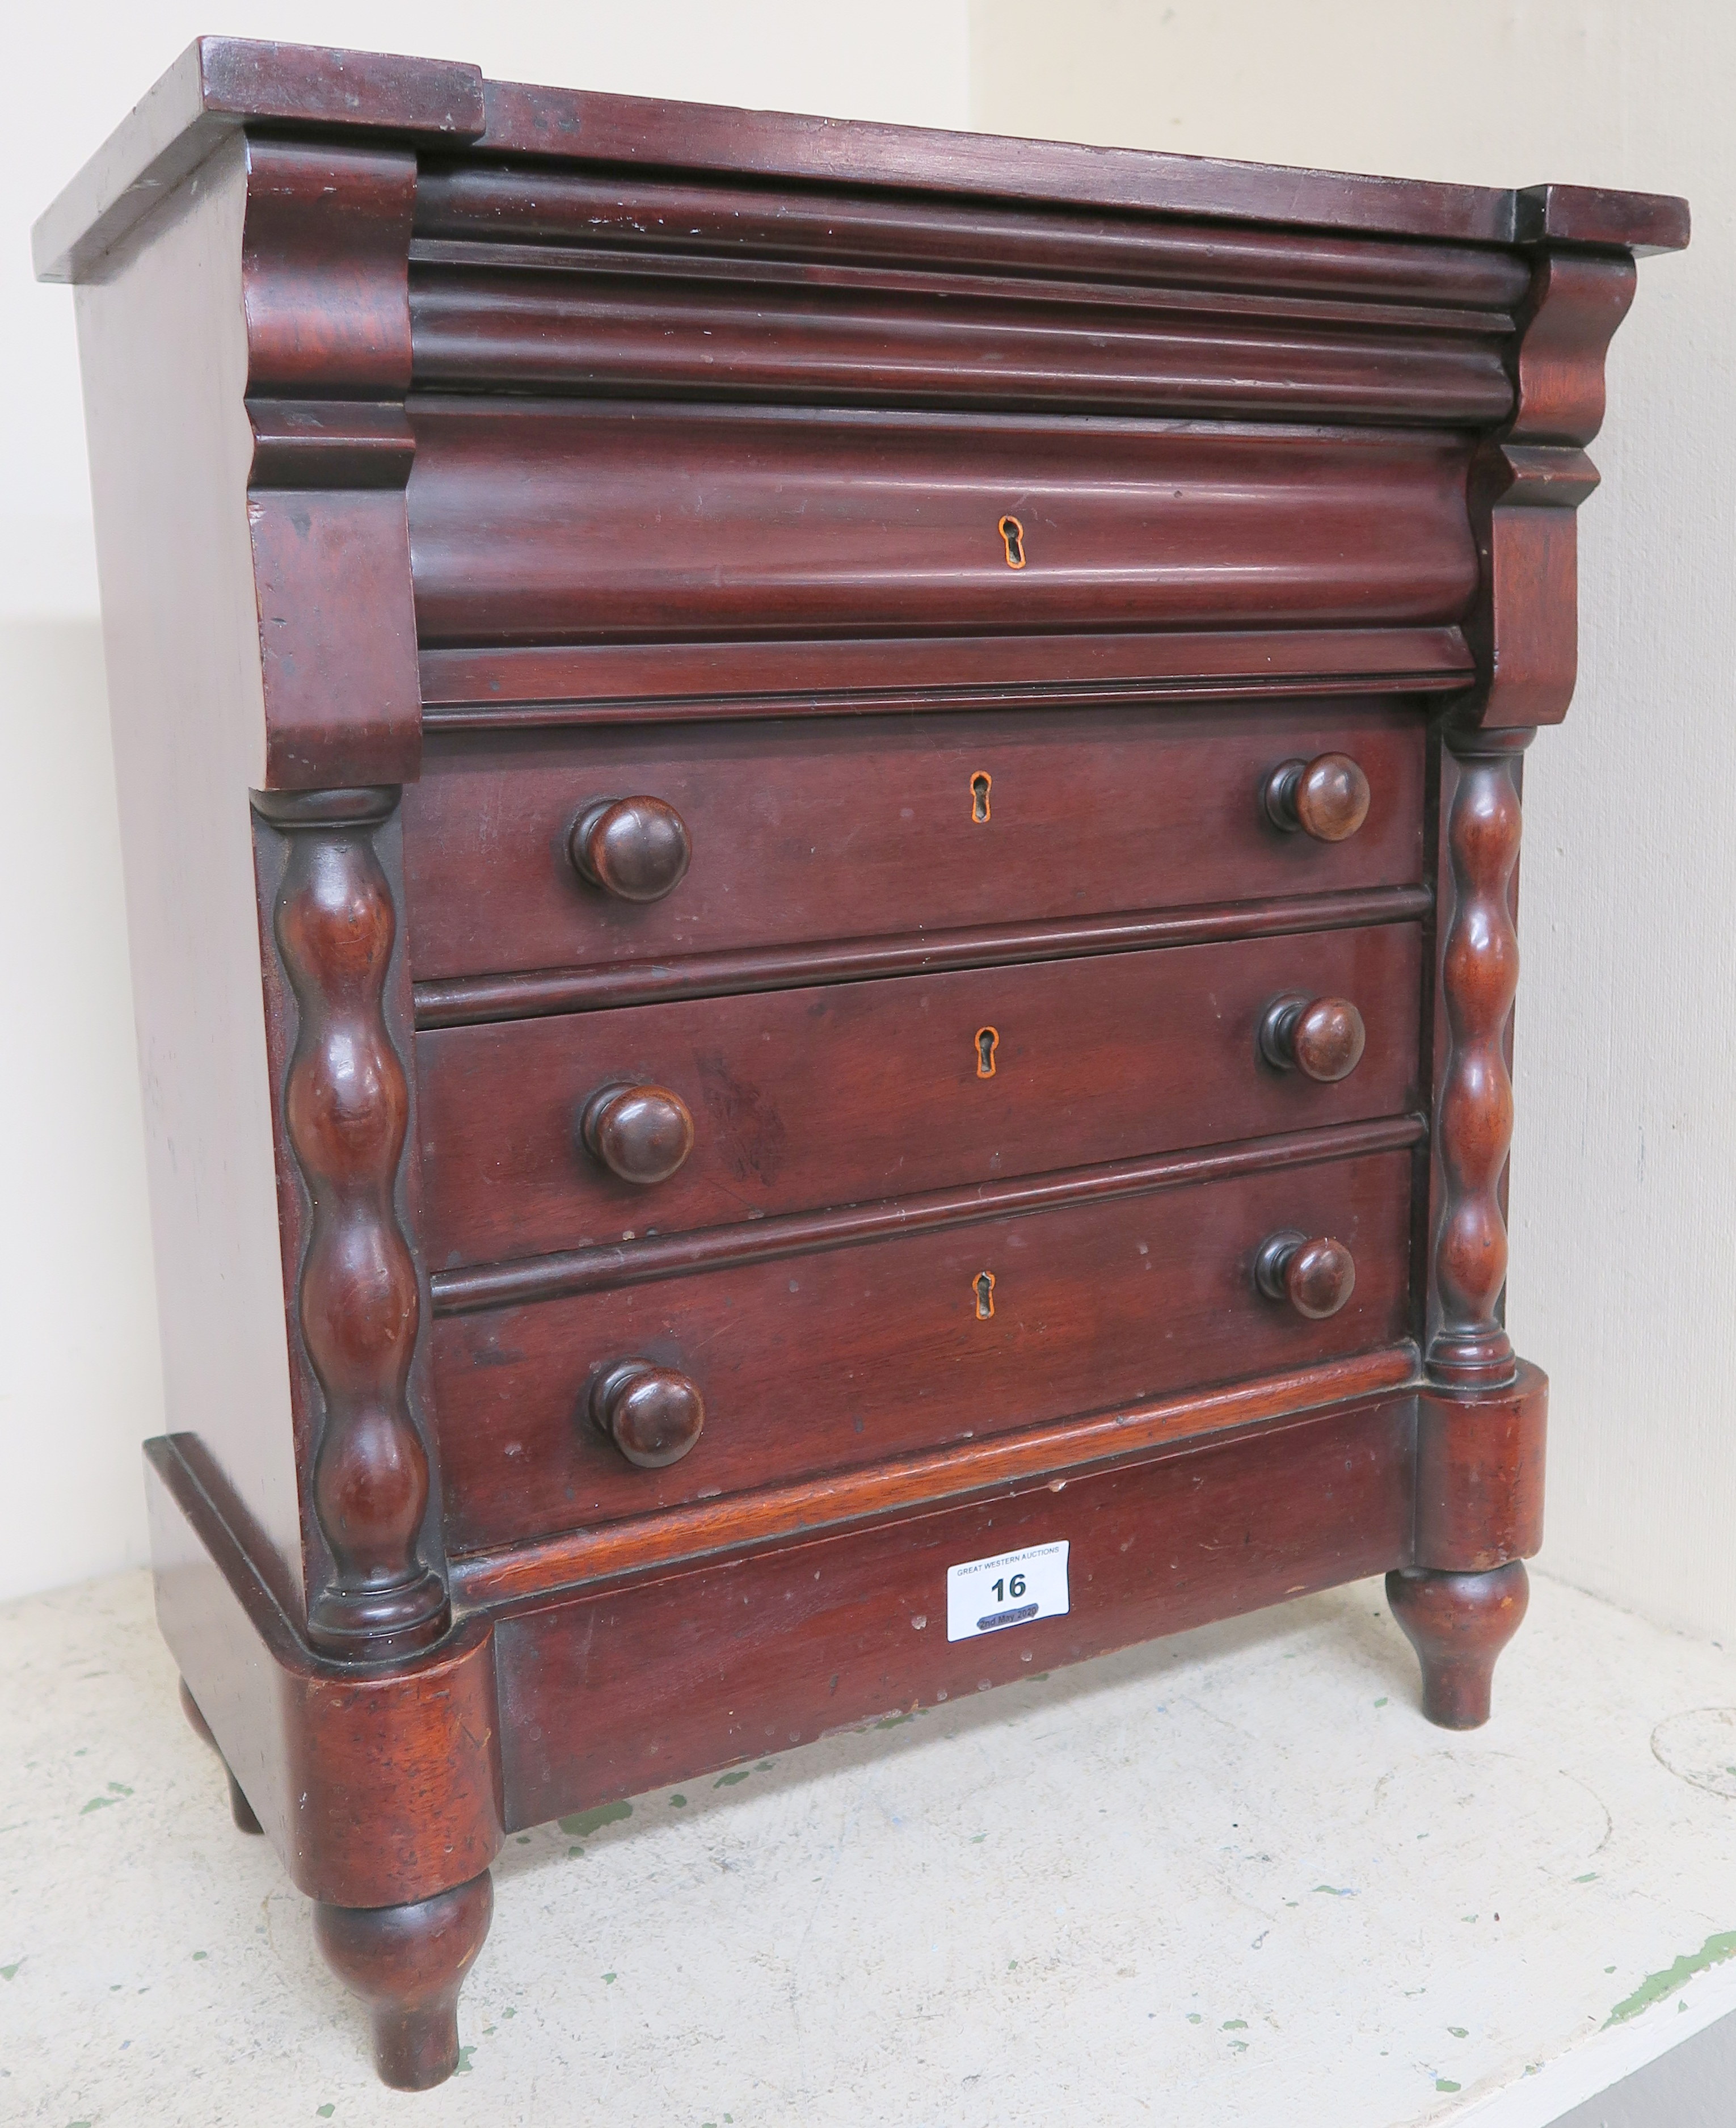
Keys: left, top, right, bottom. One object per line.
{"left": 972, "top": 1, "right": 1731, "bottom": 1642}
{"left": 0, "top": 3, "right": 970, "bottom": 1604}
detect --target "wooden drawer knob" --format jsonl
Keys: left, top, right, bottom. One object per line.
{"left": 1258, "top": 994, "right": 1367, "bottom": 1082}
{"left": 590, "top": 1360, "right": 705, "bottom": 1469}
{"left": 569, "top": 797, "right": 692, "bottom": 902}
{"left": 1262, "top": 754, "right": 1371, "bottom": 842}
{"left": 1255, "top": 1230, "right": 1356, "bottom": 1319}
{"left": 579, "top": 1082, "right": 695, "bottom": 1185}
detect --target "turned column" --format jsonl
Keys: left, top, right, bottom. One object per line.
{"left": 254, "top": 781, "right": 495, "bottom": 2083}
{"left": 1388, "top": 234, "right": 1643, "bottom": 1727}
{"left": 235, "top": 136, "right": 495, "bottom": 2092}
{"left": 1427, "top": 728, "right": 1528, "bottom": 1392}
{"left": 254, "top": 785, "right": 449, "bottom": 1659}
{"left": 1393, "top": 726, "right": 1535, "bottom": 1726}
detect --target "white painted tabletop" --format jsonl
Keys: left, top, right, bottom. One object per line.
{"left": 4, "top": 1562, "right": 1733, "bottom": 2126}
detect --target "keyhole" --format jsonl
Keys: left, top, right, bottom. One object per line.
{"left": 998, "top": 515, "right": 1026, "bottom": 569}
{"left": 976, "top": 1026, "right": 999, "bottom": 1079}
{"left": 974, "top": 1271, "right": 996, "bottom": 1319}
{"left": 971, "top": 770, "right": 992, "bottom": 823}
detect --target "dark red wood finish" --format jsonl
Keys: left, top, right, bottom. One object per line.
{"left": 418, "top": 921, "right": 1423, "bottom": 1267}
{"left": 495, "top": 1388, "right": 1421, "bottom": 1829}
{"left": 252, "top": 787, "right": 449, "bottom": 1659}
{"left": 1387, "top": 1561, "right": 1531, "bottom": 1729}
{"left": 403, "top": 702, "right": 1427, "bottom": 982}
{"left": 43, "top": 37, "right": 1683, "bottom": 2088}
{"left": 434, "top": 1143, "right": 1415, "bottom": 1555}
{"left": 315, "top": 1875, "right": 494, "bottom": 2091}
{"left": 407, "top": 405, "right": 1478, "bottom": 644}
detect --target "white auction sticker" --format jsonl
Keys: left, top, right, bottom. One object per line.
{"left": 946, "top": 1540, "right": 1069, "bottom": 1642}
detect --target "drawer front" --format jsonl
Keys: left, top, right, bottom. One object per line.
{"left": 434, "top": 1147, "right": 1414, "bottom": 1558}
{"left": 407, "top": 402, "right": 1476, "bottom": 646}
{"left": 404, "top": 701, "right": 1426, "bottom": 982}
{"left": 418, "top": 923, "right": 1423, "bottom": 1269}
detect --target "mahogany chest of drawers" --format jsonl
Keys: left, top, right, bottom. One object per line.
{"left": 36, "top": 39, "right": 1686, "bottom": 2088}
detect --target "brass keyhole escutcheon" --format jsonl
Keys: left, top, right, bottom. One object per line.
{"left": 971, "top": 769, "right": 992, "bottom": 823}
{"left": 974, "top": 1270, "right": 997, "bottom": 1319}
{"left": 976, "top": 1026, "right": 999, "bottom": 1079}
{"left": 998, "top": 514, "right": 1026, "bottom": 569}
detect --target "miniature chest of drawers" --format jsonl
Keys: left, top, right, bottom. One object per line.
{"left": 37, "top": 38, "right": 1686, "bottom": 2088}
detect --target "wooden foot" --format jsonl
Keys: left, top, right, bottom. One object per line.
{"left": 178, "top": 1678, "right": 264, "bottom": 1834}
{"left": 313, "top": 1872, "right": 494, "bottom": 2090}
{"left": 225, "top": 1768, "right": 264, "bottom": 1835}
{"left": 1386, "top": 1561, "right": 1529, "bottom": 1729}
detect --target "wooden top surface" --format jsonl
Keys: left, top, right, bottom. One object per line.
{"left": 35, "top": 34, "right": 1691, "bottom": 284}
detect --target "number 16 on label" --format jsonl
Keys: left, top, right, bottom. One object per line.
{"left": 946, "top": 1541, "right": 1069, "bottom": 1642}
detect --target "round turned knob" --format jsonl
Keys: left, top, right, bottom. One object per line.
{"left": 579, "top": 1082, "right": 695, "bottom": 1186}
{"left": 1262, "top": 754, "right": 1372, "bottom": 842}
{"left": 589, "top": 1361, "right": 705, "bottom": 1469}
{"left": 1254, "top": 1230, "right": 1356, "bottom": 1319}
{"left": 568, "top": 797, "right": 692, "bottom": 902}
{"left": 1258, "top": 994, "right": 1367, "bottom": 1083}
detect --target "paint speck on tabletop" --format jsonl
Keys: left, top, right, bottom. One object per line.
{"left": 1, "top": 1962, "right": 20, "bottom": 1980}
{"left": 558, "top": 1801, "right": 631, "bottom": 1839}
{"left": 1221, "top": 2018, "right": 1247, "bottom": 2030}
{"left": 669, "top": 1794, "right": 688, "bottom": 1808}
{"left": 1574, "top": 1872, "right": 1598, "bottom": 1883}
{"left": 1448, "top": 2026, "right": 1468, "bottom": 2038}
{"left": 317, "top": 2109, "right": 335, "bottom": 2119}
{"left": 502, "top": 2007, "right": 515, "bottom": 2019}
{"left": 1436, "top": 2079, "right": 1461, "bottom": 2093}
{"left": 1313, "top": 1886, "right": 1356, "bottom": 1898}
{"left": 1227, "top": 2039, "right": 1249, "bottom": 2054}
{"left": 714, "top": 1769, "right": 752, "bottom": 1787}
{"left": 567, "top": 1845, "right": 583, "bottom": 1858}
{"left": 1606, "top": 1932, "right": 1736, "bottom": 2026}
{"left": 1606, "top": 1966, "right": 1617, "bottom": 1974}
{"left": 603, "top": 1973, "right": 617, "bottom": 1985}
{"left": 756, "top": 1760, "right": 775, "bottom": 1771}
{"left": 516, "top": 1835, "right": 530, "bottom": 1845}
{"left": 1186, "top": 2013, "right": 1202, "bottom": 2025}
{"left": 971, "top": 1834, "right": 986, "bottom": 1844}
{"left": 1007, "top": 1960, "right": 1018, "bottom": 1971}
{"left": 78, "top": 1797, "right": 119, "bottom": 1815}
{"left": 192, "top": 1951, "right": 207, "bottom": 1961}
{"left": 454, "top": 2046, "right": 475, "bottom": 2074}
{"left": 1374, "top": 1697, "right": 1388, "bottom": 1708}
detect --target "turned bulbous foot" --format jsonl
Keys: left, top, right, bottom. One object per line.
{"left": 178, "top": 1678, "right": 264, "bottom": 1834}
{"left": 1386, "top": 1561, "right": 1529, "bottom": 1729}
{"left": 314, "top": 1871, "right": 494, "bottom": 2090}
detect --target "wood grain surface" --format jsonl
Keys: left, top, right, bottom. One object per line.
{"left": 417, "top": 922, "right": 1423, "bottom": 1266}
{"left": 403, "top": 703, "right": 1426, "bottom": 983}
{"left": 434, "top": 1143, "right": 1416, "bottom": 1557}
